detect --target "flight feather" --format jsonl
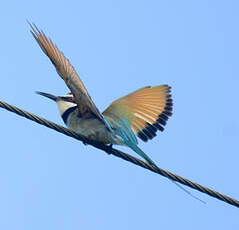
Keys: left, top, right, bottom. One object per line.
{"left": 103, "top": 85, "right": 173, "bottom": 142}
{"left": 29, "top": 23, "right": 107, "bottom": 123}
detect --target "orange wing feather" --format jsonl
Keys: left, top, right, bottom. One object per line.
{"left": 103, "top": 85, "right": 173, "bottom": 142}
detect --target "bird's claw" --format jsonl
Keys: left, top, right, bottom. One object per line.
{"left": 105, "top": 143, "right": 113, "bottom": 155}
{"left": 82, "top": 140, "right": 88, "bottom": 145}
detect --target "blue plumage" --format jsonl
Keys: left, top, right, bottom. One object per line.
{"left": 109, "top": 117, "right": 157, "bottom": 167}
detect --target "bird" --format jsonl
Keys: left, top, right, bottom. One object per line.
{"left": 29, "top": 23, "right": 173, "bottom": 168}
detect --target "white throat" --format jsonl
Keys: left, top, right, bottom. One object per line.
{"left": 57, "top": 100, "right": 76, "bottom": 116}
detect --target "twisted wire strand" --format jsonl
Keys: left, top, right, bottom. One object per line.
{"left": 0, "top": 100, "right": 238, "bottom": 208}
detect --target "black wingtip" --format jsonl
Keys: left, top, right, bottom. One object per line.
{"left": 137, "top": 85, "right": 173, "bottom": 142}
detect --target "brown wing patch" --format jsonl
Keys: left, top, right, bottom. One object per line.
{"left": 29, "top": 23, "right": 107, "bottom": 123}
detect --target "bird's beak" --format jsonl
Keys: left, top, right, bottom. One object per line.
{"left": 36, "top": 91, "right": 58, "bottom": 102}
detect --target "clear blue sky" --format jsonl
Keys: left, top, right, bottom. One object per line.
{"left": 0, "top": 0, "right": 238, "bottom": 229}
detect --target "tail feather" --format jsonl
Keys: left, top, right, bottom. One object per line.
{"left": 126, "top": 141, "right": 205, "bottom": 204}
{"left": 126, "top": 141, "right": 157, "bottom": 167}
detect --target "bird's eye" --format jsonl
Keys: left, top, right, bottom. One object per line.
{"left": 61, "top": 96, "right": 75, "bottom": 103}
{"left": 67, "top": 97, "right": 75, "bottom": 103}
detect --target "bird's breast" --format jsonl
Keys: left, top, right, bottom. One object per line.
{"left": 66, "top": 114, "right": 123, "bottom": 145}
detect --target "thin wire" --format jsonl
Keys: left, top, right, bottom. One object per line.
{"left": 0, "top": 99, "right": 238, "bottom": 208}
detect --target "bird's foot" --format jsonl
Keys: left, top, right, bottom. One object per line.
{"left": 106, "top": 143, "right": 113, "bottom": 155}
{"left": 82, "top": 140, "right": 88, "bottom": 145}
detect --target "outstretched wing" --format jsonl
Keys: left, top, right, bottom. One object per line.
{"left": 103, "top": 85, "right": 173, "bottom": 142}
{"left": 29, "top": 23, "right": 106, "bottom": 123}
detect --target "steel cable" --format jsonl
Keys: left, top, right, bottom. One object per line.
{"left": 0, "top": 100, "right": 238, "bottom": 208}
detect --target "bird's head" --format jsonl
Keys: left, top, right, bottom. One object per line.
{"left": 36, "top": 91, "right": 77, "bottom": 117}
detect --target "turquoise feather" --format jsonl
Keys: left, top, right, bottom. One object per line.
{"left": 124, "top": 141, "right": 157, "bottom": 167}
{"left": 107, "top": 116, "right": 157, "bottom": 167}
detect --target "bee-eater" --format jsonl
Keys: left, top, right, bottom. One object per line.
{"left": 29, "top": 23, "right": 173, "bottom": 168}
